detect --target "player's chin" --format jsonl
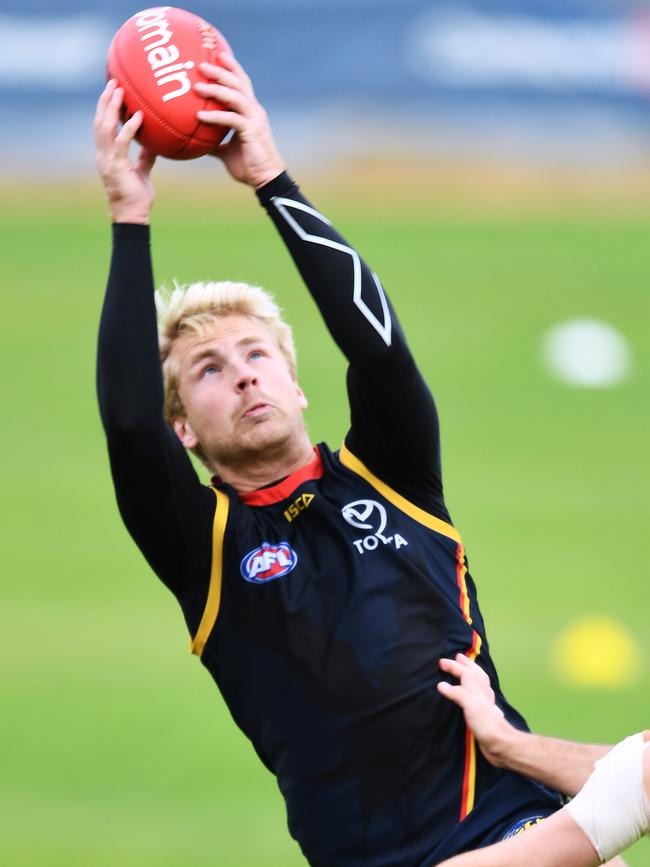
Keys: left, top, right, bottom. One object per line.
{"left": 225, "top": 414, "right": 284, "bottom": 451}
{"left": 243, "top": 420, "right": 292, "bottom": 452}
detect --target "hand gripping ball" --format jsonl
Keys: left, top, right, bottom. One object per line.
{"left": 107, "top": 6, "right": 232, "bottom": 159}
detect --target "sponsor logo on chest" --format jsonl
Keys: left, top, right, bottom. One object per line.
{"left": 240, "top": 542, "right": 298, "bottom": 584}
{"left": 341, "top": 499, "right": 408, "bottom": 555}
{"left": 283, "top": 492, "right": 315, "bottom": 523}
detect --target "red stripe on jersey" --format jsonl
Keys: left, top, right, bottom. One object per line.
{"left": 460, "top": 726, "right": 477, "bottom": 820}
{"left": 236, "top": 446, "right": 323, "bottom": 506}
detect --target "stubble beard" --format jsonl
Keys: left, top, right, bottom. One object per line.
{"left": 203, "top": 409, "right": 306, "bottom": 474}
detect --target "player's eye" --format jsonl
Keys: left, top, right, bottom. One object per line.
{"left": 201, "top": 364, "right": 220, "bottom": 377}
{"left": 248, "top": 350, "right": 264, "bottom": 361}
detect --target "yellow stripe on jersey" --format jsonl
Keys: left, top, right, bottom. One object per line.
{"left": 468, "top": 631, "right": 483, "bottom": 661}
{"left": 191, "top": 487, "right": 230, "bottom": 658}
{"left": 456, "top": 543, "right": 472, "bottom": 625}
{"left": 339, "top": 444, "right": 462, "bottom": 544}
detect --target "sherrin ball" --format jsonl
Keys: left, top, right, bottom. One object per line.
{"left": 107, "top": 6, "right": 232, "bottom": 159}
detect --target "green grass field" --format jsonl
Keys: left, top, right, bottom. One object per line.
{"left": 2, "top": 172, "right": 649, "bottom": 866}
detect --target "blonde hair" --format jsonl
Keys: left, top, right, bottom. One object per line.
{"left": 155, "top": 280, "right": 297, "bottom": 424}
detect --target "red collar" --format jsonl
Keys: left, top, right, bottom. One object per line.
{"left": 212, "top": 445, "right": 324, "bottom": 506}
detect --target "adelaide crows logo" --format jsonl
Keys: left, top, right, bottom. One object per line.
{"left": 341, "top": 499, "right": 388, "bottom": 535}
{"left": 341, "top": 499, "right": 409, "bottom": 555}
{"left": 241, "top": 542, "right": 298, "bottom": 584}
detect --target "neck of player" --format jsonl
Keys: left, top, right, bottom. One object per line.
{"left": 213, "top": 434, "right": 315, "bottom": 495}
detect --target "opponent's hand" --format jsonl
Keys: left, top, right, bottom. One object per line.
{"left": 194, "top": 53, "right": 285, "bottom": 188}
{"left": 94, "top": 79, "right": 156, "bottom": 224}
{"left": 438, "top": 654, "right": 516, "bottom": 767}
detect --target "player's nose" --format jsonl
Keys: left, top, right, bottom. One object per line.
{"left": 235, "top": 364, "right": 258, "bottom": 391}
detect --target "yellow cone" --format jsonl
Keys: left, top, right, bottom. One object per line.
{"left": 550, "top": 615, "right": 642, "bottom": 689}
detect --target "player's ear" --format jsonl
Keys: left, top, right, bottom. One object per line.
{"left": 172, "top": 417, "right": 199, "bottom": 448}
{"left": 294, "top": 382, "right": 308, "bottom": 410}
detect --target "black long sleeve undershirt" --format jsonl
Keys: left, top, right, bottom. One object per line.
{"left": 97, "top": 223, "right": 215, "bottom": 628}
{"left": 97, "top": 174, "right": 447, "bottom": 613}
{"left": 256, "top": 173, "right": 446, "bottom": 517}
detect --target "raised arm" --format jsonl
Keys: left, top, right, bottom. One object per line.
{"left": 95, "top": 81, "right": 214, "bottom": 608}
{"left": 437, "top": 653, "right": 610, "bottom": 796}
{"left": 256, "top": 174, "right": 445, "bottom": 511}
{"left": 198, "top": 54, "right": 445, "bottom": 515}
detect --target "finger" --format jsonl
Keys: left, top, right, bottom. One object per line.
{"left": 114, "top": 110, "right": 143, "bottom": 157}
{"left": 439, "top": 657, "right": 465, "bottom": 679}
{"left": 197, "top": 108, "right": 245, "bottom": 130}
{"left": 213, "top": 52, "right": 254, "bottom": 94}
{"left": 95, "top": 84, "right": 122, "bottom": 147}
{"left": 118, "top": 109, "right": 143, "bottom": 140}
{"left": 456, "top": 653, "right": 487, "bottom": 677}
{"left": 455, "top": 654, "right": 490, "bottom": 681}
{"left": 217, "top": 50, "right": 248, "bottom": 78}
{"left": 437, "top": 681, "right": 467, "bottom": 707}
{"left": 198, "top": 61, "right": 241, "bottom": 91}
{"left": 194, "top": 81, "right": 247, "bottom": 114}
{"left": 94, "top": 79, "right": 117, "bottom": 129}
{"left": 98, "top": 86, "right": 125, "bottom": 144}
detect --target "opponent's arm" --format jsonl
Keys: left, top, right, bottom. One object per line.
{"left": 198, "top": 55, "right": 445, "bottom": 513}
{"left": 438, "top": 653, "right": 610, "bottom": 796}
{"left": 95, "top": 81, "right": 214, "bottom": 609}
{"left": 436, "top": 661, "right": 648, "bottom": 867}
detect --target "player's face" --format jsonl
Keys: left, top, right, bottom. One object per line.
{"left": 171, "top": 314, "right": 308, "bottom": 467}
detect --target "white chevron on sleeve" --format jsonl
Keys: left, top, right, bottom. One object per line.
{"left": 271, "top": 197, "right": 392, "bottom": 347}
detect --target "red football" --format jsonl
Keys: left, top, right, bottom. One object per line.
{"left": 107, "top": 6, "right": 232, "bottom": 159}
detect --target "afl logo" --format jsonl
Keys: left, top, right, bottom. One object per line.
{"left": 241, "top": 542, "right": 298, "bottom": 584}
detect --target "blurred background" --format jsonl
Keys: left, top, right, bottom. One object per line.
{"left": 5, "top": 0, "right": 650, "bottom": 172}
{"left": 1, "top": 1, "right": 649, "bottom": 865}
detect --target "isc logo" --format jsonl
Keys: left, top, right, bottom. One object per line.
{"left": 241, "top": 542, "right": 298, "bottom": 584}
{"left": 283, "top": 493, "right": 315, "bottom": 523}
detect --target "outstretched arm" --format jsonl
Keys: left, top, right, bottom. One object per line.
{"left": 95, "top": 81, "right": 214, "bottom": 610}
{"left": 437, "top": 653, "right": 610, "bottom": 796}
{"left": 198, "top": 54, "right": 445, "bottom": 516}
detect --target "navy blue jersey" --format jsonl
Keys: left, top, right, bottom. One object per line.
{"left": 97, "top": 173, "right": 563, "bottom": 866}
{"left": 197, "top": 442, "right": 560, "bottom": 865}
